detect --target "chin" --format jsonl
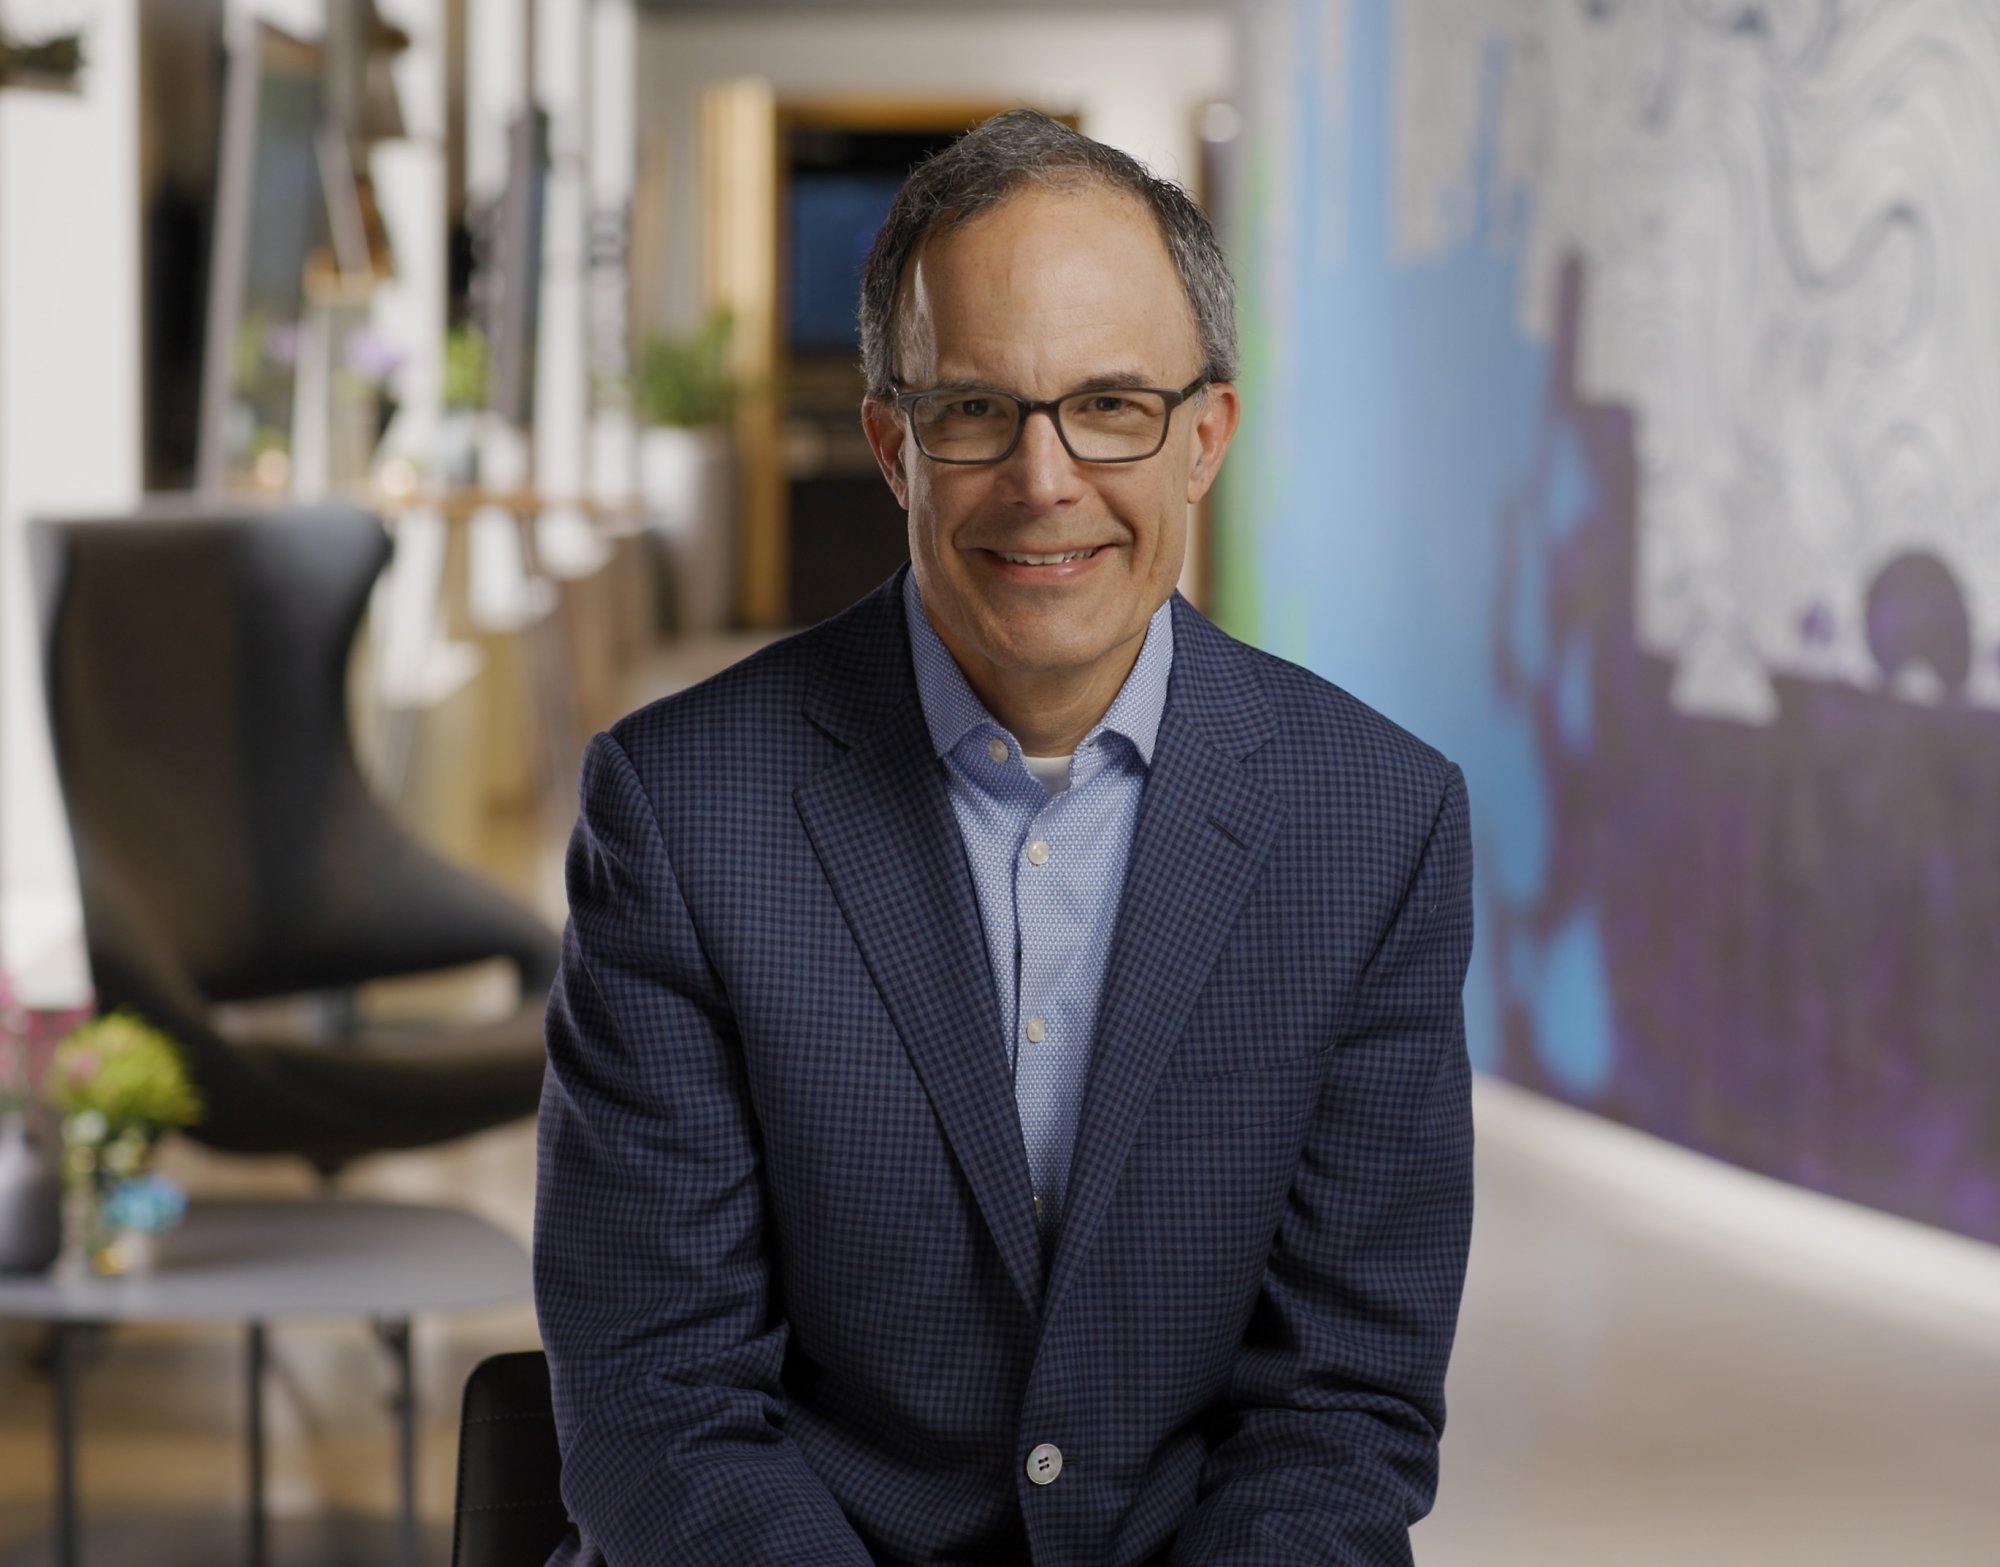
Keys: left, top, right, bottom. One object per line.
{"left": 987, "top": 628, "right": 1126, "bottom": 678}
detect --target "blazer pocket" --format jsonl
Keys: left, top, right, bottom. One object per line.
{"left": 1154, "top": 1031, "right": 1334, "bottom": 1082}
{"left": 1132, "top": 1053, "right": 1323, "bottom": 1148}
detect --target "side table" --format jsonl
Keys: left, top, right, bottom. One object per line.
{"left": 0, "top": 1199, "right": 531, "bottom": 1567}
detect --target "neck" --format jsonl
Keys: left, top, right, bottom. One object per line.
{"left": 939, "top": 622, "right": 1147, "bottom": 757}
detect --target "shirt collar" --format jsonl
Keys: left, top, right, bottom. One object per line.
{"left": 902, "top": 567, "right": 1174, "bottom": 767}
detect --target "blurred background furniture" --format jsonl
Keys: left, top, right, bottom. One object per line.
{"left": 450, "top": 1350, "right": 567, "bottom": 1567}
{"left": 30, "top": 504, "right": 557, "bottom": 1174}
{"left": 0, "top": 1198, "right": 529, "bottom": 1567}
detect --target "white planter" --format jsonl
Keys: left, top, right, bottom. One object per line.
{"left": 638, "top": 425, "right": 736, "bottom": 634}
{"left": 436, "top": 409, "right": 483, "bottom": 488}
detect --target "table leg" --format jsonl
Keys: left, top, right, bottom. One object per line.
{"left": 377, "top": 1317, "right": 417, "bottom": 1567}
{"left": 246, "top": 1321, "right": 268, "bottom": 1567}
{"left": 52, "top": 1324, "right": 80, "bottom": 1567}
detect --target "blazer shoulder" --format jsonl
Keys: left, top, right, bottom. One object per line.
{"left": 615, "top": 623, "right": 802, "bottom": 722}
{"left": 600, "top": 621, "right": 826, "bottom": 788}
{"left": 600, "top": 574, "right": 907, "bottom": 788}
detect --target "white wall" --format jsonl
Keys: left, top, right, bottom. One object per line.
{"left": 371, "top": 0, "right": 447, "bottom": 477}
{"left": 0, "top": 0, "right": 143, "bottom": 1002}
{"left": 0, "top": 0, "right": 321, "bottom": 1000}
{"left": 461, "top": 0, "right": 636, "bottom": 605}
{"left": 587, "top": 0, "right": 638, "bottom": 506}
{"left": 632, "top": 10, "right": 1235, "bottom": 337}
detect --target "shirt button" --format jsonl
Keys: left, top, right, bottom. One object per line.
{"left": 1032, "top": 1194, "right": 1044, "bottom": 1218}
{"left": 987, "top": 737, "right": 1008, "bottom": 763}
{"left": 1026, "top": 839, "right": 1050, "bottom": 866}
{"left": 1024, "top": 1016, "right": 1045, "bottom": 1043}
{"left": 1025, "top": 1442, "right": 1063, "bottom": 1485}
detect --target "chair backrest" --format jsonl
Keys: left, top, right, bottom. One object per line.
{"left": 32, "top": 502, "right": 394, "bottom": 1002}
{"left": 453, "top": 1350, "right": 572, "bottom": 1567}
{"left": 28, "top": 502, "right": 556, "bottom": 1171}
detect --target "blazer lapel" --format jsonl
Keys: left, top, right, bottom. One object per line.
{"left": 1043, "top": 604, "right": 1289, "bottom": 1321}
{"left": 793, "top": 581, "right": 1045, "bottom": 1314}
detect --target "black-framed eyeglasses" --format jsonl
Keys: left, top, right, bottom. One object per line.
{"left": 892, "top": 375, "right": 1210, "bottom": 465}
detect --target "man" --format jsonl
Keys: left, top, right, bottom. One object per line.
{"left": 536, "top": 110, "right": 1473, "bottom": 1566}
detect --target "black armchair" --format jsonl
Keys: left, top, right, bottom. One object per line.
{"left": 453, "top": 1350, "right": 571, "bottom": 1567}
{"left": 31, "top": 503, "right": 558, "bottom": 1170}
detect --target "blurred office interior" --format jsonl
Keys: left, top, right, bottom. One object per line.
{"left": 0, "top": 0, "right": 1995, "bottom": 1562}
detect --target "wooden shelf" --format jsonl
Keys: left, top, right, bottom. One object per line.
{"left": 0, "top": 68, "right": 82, "bottom": 94}
{"left": 374, "top": 486, "right": 645, "bottom": 525}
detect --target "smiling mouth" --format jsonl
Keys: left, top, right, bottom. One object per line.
{"left": 988, "top": 547, "right": 1100, "bottom": 565}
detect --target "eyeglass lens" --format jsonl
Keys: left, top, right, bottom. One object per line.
{"left": 911, "top": 389, "right": 1173, "bottom": 461}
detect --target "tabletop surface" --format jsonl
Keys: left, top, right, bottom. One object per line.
{"left": 0, "top": 1199, "right": 530, "bottom": 1323}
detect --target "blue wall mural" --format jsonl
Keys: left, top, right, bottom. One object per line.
{"left": 1220, "top": 0, "right": 2000, "bottom": 1245}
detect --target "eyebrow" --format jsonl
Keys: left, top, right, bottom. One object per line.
{"left": 910, "top": 369, "right": 1169, "bottom": 398}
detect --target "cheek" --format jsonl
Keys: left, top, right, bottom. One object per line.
{"left": 909, "top": 476, "right": 988, "bottom": 551}
{"left": 1111, "top": 482, "right": 1187, "bottom": 564}
{"left": 901, "top": 474, "right": 940, "bottom": 546}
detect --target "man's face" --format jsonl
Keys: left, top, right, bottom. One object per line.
{"left": 862, "top": 185, "right": 1238, "bottom": 704}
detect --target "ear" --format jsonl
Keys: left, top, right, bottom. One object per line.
{"left": 1184, "top": 381, "right": 1240, "bottom": 506}
{"left": 861, "top": 396, "right": 912, "bottom": 510}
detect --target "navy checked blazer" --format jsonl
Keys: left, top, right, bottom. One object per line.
{"left": 535, "top": 569, "right": 1475, "bottom": 1567}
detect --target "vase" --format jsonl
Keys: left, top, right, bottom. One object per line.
{"left": 61, "top": 1122, "right": 170, "bottom": 1277}
{"left": 62, "top": 1151, "right": 116, "bottom": 1276}
{"left": 437, "top": 408, "right": 482, "bottom": 488}
{"left": 0, "top": 1111, "right": 63, "bottom": 1273}
{"left": 95, "top": 1226, "right": 164, "bottom": 1277}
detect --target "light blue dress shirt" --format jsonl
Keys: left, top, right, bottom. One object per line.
{"left": 902, "top": 571, "right": 1173, "bottom": 1232}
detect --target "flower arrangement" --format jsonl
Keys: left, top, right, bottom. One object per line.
{"left": 45, "top": 1011, "right": 202, "bottom": 1275}
{"left": 101, "top": 1171, "right": 189, "bottom": 1234}
{"left": 0, "top": 977, "right": 94, "bottom": 1274}
{"left": 48, "top": 1011, "right": 203, "bottom": 1138}
{"left": 94, "top": 1171, "right": 190, "bottom": 1274}
{"left": 0, "top": 972, "right": 89, "bottom": 1118}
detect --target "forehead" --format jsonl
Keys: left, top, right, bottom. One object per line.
{"left": 894, "top": 183, "right": 1199, "bottom": 388}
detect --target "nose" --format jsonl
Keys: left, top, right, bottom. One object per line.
{"left": 1001, "top": 405, "right": 1085, "bottom": 510}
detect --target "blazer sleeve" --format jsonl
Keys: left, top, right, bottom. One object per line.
{"left": 1168, "top": 765, "right": 1476, "bottom": 1567}
{"left": 535, "top": 731, "right": 875, "bottom": 1566}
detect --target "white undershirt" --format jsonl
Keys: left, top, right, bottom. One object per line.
{"left": 1022, "top": 753, "right": 1073, "bottom": 797}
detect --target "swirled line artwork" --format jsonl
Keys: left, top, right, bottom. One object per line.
{"left": 1224, "top": 0, "right": 2000, "bottom": 1242}
{"left": 1397, "top": 0, "right": 2000, "bottom": 721}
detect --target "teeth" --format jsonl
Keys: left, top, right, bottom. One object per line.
{"left": 995, "top": 548, "right": 1097, "bottom": 565}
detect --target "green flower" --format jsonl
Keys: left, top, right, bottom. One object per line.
{"left": 46, "top": 1012, "right": 202, "bottom": 1135}
{"left": 444, "top": 324, "right": 490, "bottom": 412}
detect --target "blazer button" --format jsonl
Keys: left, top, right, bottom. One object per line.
{"left": 1025, "top": 1442, "right": 1063, "bottom": 1485}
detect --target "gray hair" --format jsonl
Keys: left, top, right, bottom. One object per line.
{"left": 858, "top": 109, "right": 1237, "bottom": 398}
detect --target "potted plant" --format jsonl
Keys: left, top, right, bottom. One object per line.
{"left": 46, "top": 1012, "right": 202, "bottom": 1276}
{"left": 437, "top": 322, "right": 490, "bottom": 487}
{"left": 0, "top": 977, "right": 88, "bottom": 1274}
{"left": 635, "top": 309, "right": 738, "bottom": 634}
{"left": 0, "top": 28, "right": 84, "bottom": 92}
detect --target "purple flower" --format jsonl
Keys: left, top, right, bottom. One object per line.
{"left": 343, "top": 326, "right": 407, "bottom": 383}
